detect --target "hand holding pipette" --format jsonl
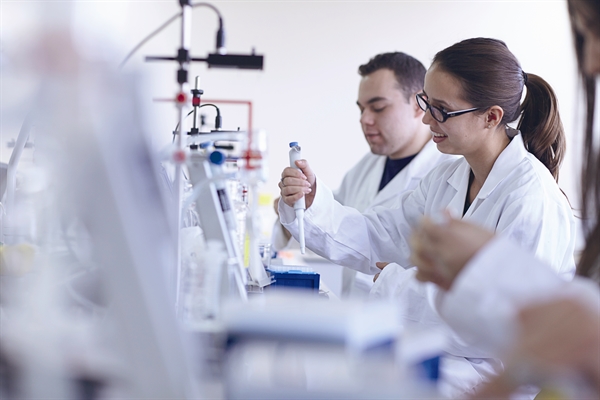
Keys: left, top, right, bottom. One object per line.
{"left": 278, "top": 142, "right": 314, "bottom": 254}
{"left": 278, "top": 152, "right": 315, "bottom": 207}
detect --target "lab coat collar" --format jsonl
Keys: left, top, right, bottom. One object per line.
{"left": 445, "top": 134, "right": 527, "bottom": 215}
{"left": 374, "top": 140, "right": 441, "bottom": 206}
{"left": 476, "top": 133, "right": 527, "bottom": 199}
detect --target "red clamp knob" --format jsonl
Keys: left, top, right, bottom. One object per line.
{"left": 176, "top": 92, "right": 187, "bottom": 104}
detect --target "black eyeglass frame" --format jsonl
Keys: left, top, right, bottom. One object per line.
{"left": 416, "top": 92, "right": 482, "bottom": 123}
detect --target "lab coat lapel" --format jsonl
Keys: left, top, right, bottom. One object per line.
{"left": 476, "top": 134, "right": 528, "bottom": 199}
{"left": 363, "top": 156, "right": 387, "bottom": 208}
{"left": 445, "top": 160, "right": 472, "bottom": 218}
{"left": 463, "top": 134, "right": 527, "bottom": 217}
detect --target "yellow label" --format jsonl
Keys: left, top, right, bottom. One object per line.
{"left": 258, "top": 192, "right": 273, "bottom": 207}
{"left": 243, "top": 232, "right": 251, "bottom": 268}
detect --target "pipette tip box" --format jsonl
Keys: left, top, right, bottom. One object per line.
{"left": 266, "top": 267, "right": 320, "bottom": 291}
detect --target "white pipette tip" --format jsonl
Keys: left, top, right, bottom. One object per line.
{"left": 297, "top": 209, "right": 305, "bottom": 254}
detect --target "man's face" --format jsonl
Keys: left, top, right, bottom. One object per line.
{"left": 357, "top": 68, "right": 423, "bottom": 159}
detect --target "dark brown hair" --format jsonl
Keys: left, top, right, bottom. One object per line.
{"left": 359, "top": 52, "right": 426, "bottom": 102}
{"left": 567, "top": 0, "right": 600, "bottom": 280}
{"left": 432, "top": 38, "right": 565, "bottom": 181}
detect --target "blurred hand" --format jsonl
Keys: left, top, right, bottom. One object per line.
{"left": 373, "top": 261, "right": 390, "bottom": 282}
{"left": 474, "top": 298, "right": 600, "bottom": 397}
{"left": 410, "top": 213, "right": 494, "bottom": 290}
{"left": 516, "top": 299, "right": 600, "bottom": 381}
{"left": 278, "top": 159, "right": 316, "bottom": 209}
{"left": 273, "top": 197, "right": 280, "bottom": 216}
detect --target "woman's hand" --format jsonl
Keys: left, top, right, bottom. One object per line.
{"left": 514, "top": 299, "right": 600, "bottom": 387}
{"left": 373, "top": 261, "right": 390, "bottom": 282}
{"left": 278, "top": 159, "right": 316, "bottom": 209}
{"left": 410, "top": 214, "right": 494, "bottom": 290}
{"left": 473, "top": 298, "right": 600, "bottom": 397}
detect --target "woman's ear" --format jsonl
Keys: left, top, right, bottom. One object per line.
{"left": 485, "top": 106, "right": 504, "bottom": 129}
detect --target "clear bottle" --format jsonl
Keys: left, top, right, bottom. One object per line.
{"left": 256, "top": 192, "right": 275, "bottom": 266}
{"left": 233, "top": 183, "right": 249, "bottom": 265}
{"left": 179, "top": 240, "right": 227, "bottom": 325}
{"left": 200, "top": 240, "right": 227, "bottom": 320}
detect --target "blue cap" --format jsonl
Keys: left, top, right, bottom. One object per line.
{"left": 199, "top": 141, "right": 213, "bottom": 149}
{"left": 209, "top": 151, "right": 225, "bottom": 165}
{"left": 289, "top": 141, "right": 299, "bottom": 147}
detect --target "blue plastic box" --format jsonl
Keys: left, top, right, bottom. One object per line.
{"left": 266, "top": 268, "right": 320, "bottom": 291}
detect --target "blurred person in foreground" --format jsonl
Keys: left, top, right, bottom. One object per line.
{"left": 410, "top": 0, "right": 600, "bottom": 397}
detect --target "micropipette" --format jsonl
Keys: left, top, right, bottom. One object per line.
{"left": 289, "top": 142, "right": 306, "bottom": 254}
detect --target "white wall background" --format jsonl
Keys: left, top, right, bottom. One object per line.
{"left": 1, "top": 0, "right": 582, "bottom": 208}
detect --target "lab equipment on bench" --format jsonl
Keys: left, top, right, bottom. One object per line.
{"left": 184, "top": 140, "right": 273, "bottom": 285}
{"left": 185, "top": 150, "right": 248, "bottom": 302}
{"left": 123, "top": 0, "right": 266, "bottom": 309}
{"left": 288, "top": 142, "right": 306, "bottom": 254}
{"left": 160, "top": 105, "right": 272, "bottom": 321}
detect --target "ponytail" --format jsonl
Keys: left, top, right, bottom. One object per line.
{"left": 517, "top": 73, "right": 565, "bottom": 182}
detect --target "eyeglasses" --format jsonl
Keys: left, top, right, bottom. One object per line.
{"left": 416, "top": 92, "right": 481, "bottom": 123}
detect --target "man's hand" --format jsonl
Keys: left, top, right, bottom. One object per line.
{"left": 278, "top": 159, "right": 316, "bottom": 209}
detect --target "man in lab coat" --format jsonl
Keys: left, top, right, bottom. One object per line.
{"left": 273, "top": 52, "right": 455, "bottom": 298}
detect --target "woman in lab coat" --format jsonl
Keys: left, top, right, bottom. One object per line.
{"left": 277, "top": 37, "right": 576, "bottom": 397}
{"left": 410, "top": 0, "right": 600, "bottom": 397}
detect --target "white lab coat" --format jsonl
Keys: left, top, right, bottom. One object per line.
{"left": 272, "top": 140, "right": 454, "bottom": 297}
{"left": 335, "top": 141, "right": 455, "bottom": 298}
{"left": 279, "top": 133, "right": 576, "bottom": 397}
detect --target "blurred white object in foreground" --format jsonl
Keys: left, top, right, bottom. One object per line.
{"left": 221, "top": 289, "right": 446, "bottom": 399}
{"left": 0, "top": 6, "right": 200, "bottom": 399}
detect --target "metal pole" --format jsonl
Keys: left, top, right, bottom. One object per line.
{"left": 173, "top": 0, "right": 192, "bottom": 312}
